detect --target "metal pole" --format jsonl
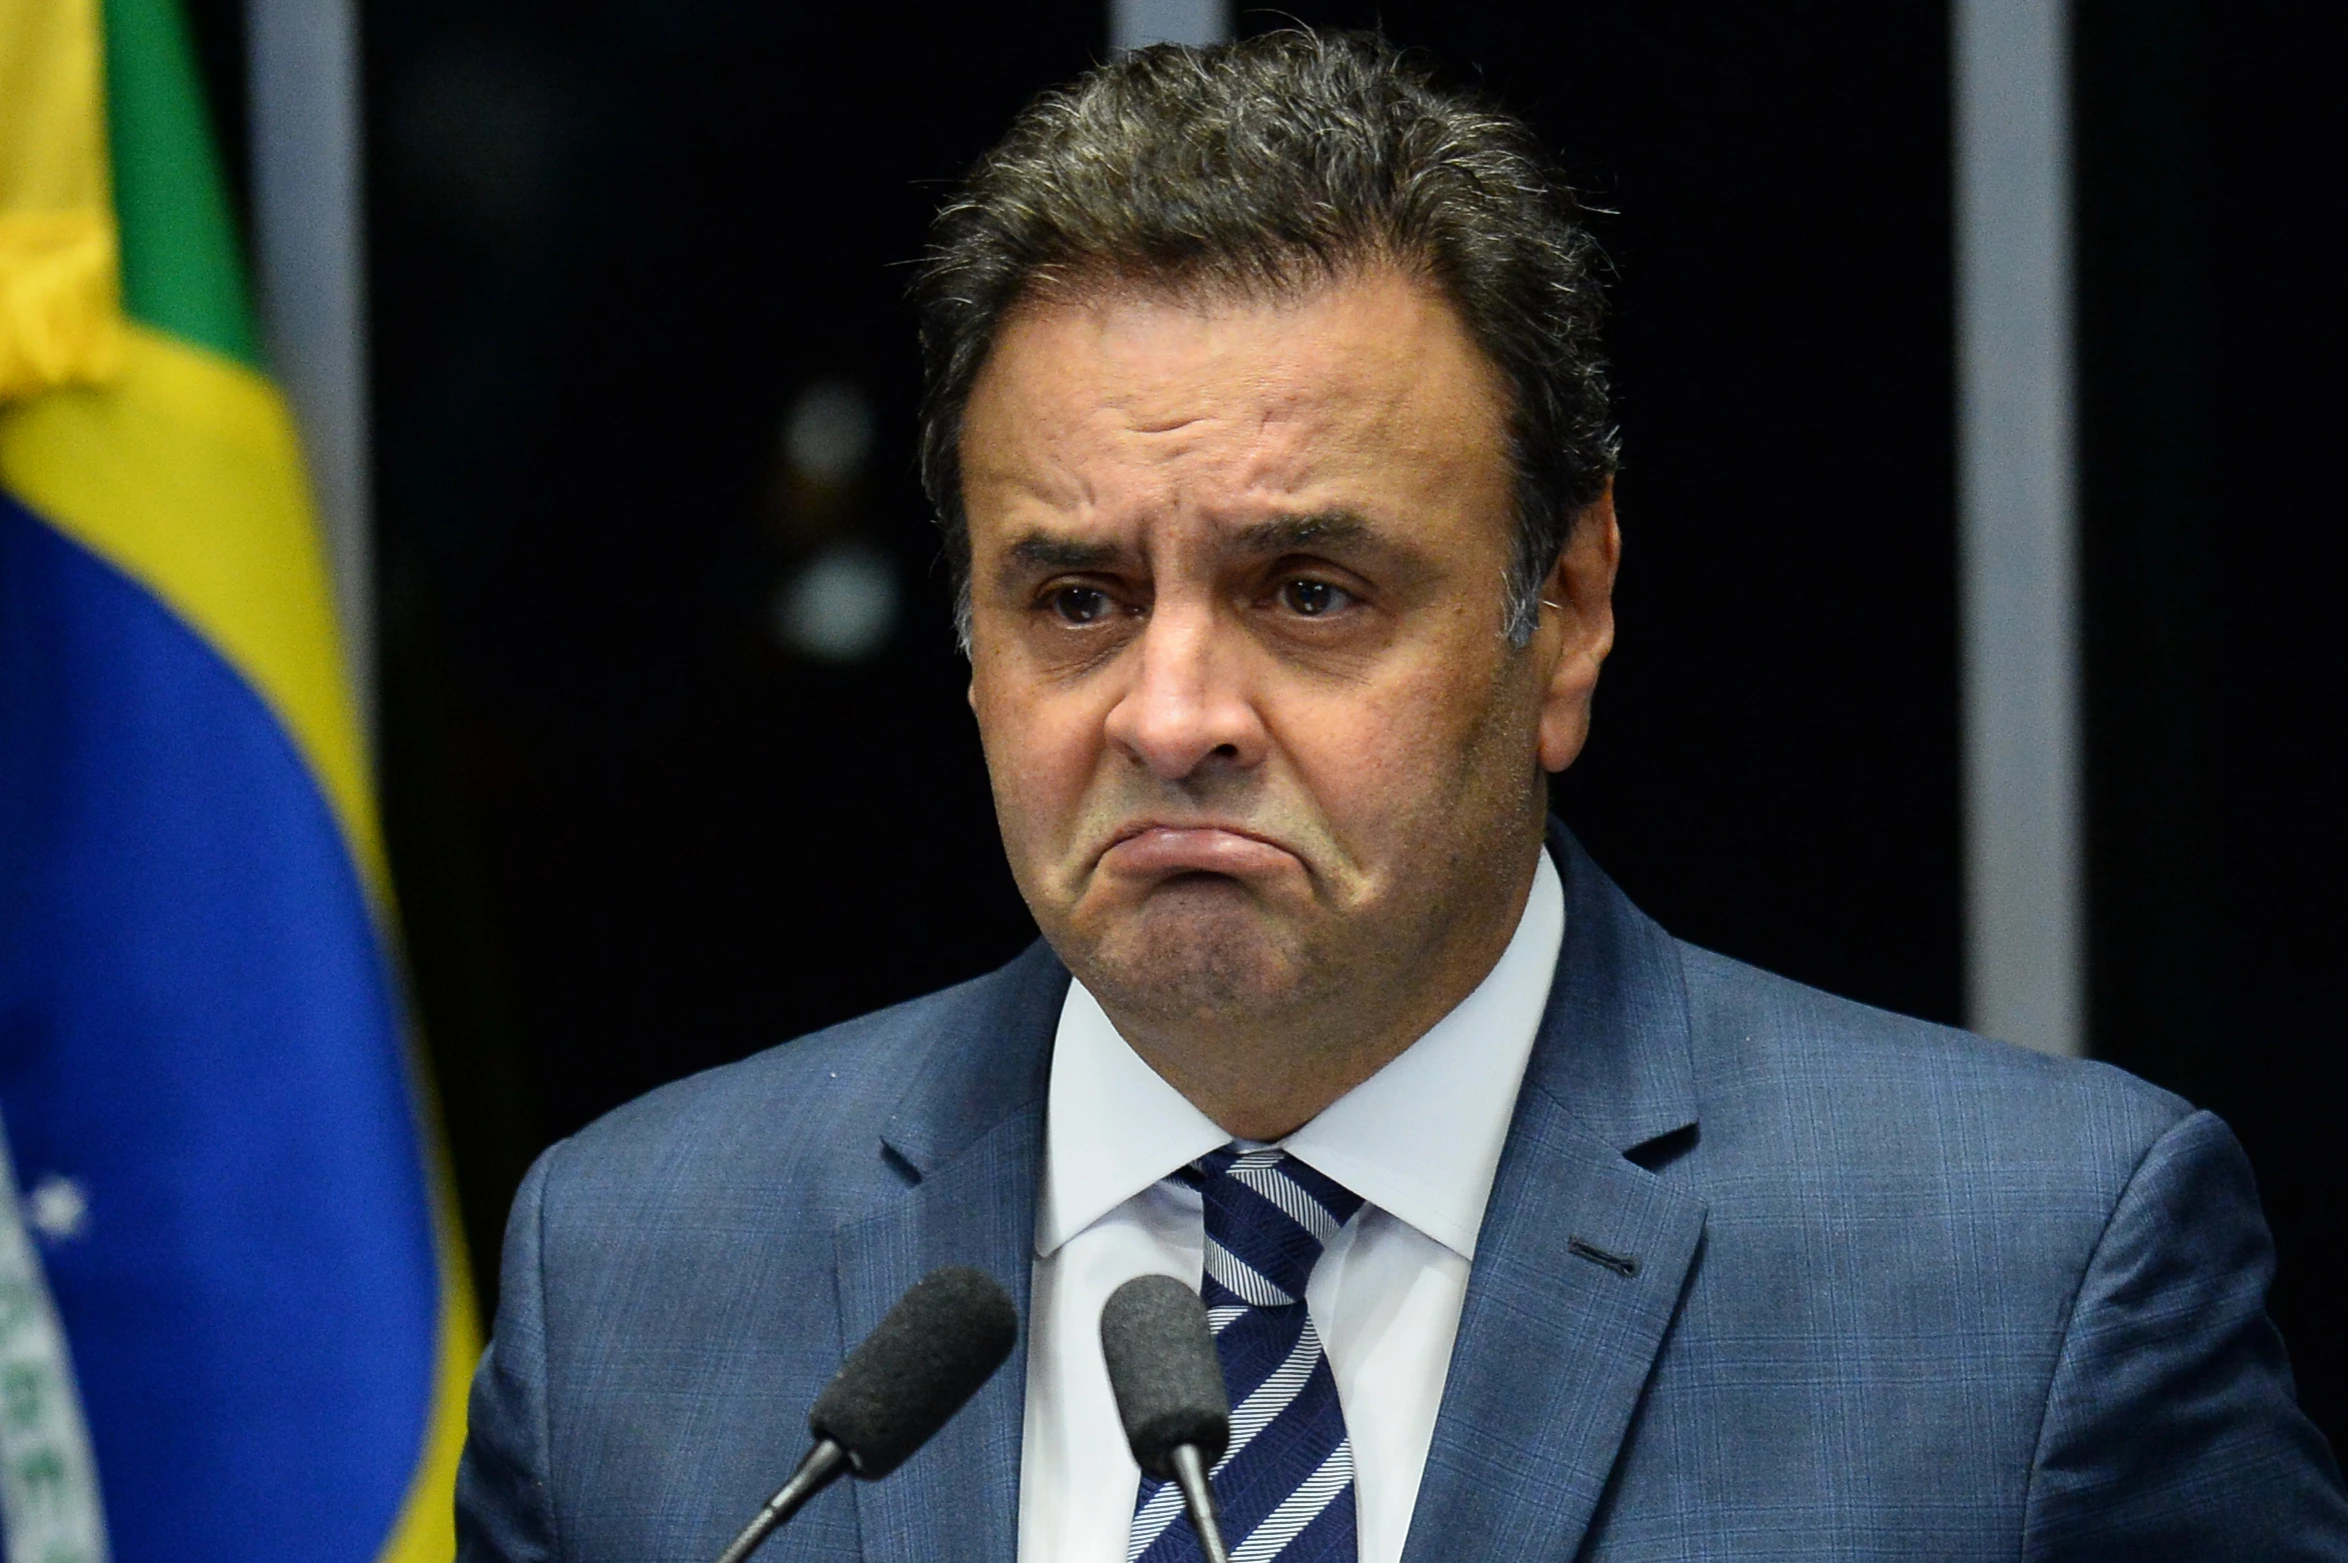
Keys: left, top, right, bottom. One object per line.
{"left": 248, "top": 0, "right": 373, "bottom": 754}
{"left": 1953, "top": 0, "right": 2082, "bottom": 1056}
{"left": 1109, "top": 0, "right": 1228, "bottom": 54}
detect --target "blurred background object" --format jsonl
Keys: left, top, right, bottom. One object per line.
{"left": 768, "top": 377, "right": 900, "bottom": 663}
{"left": 159, "top": 0, "right": 2348, "bottom": 1449}
{"left": 2, "top": 0, "right": 471, "bottom": 1554}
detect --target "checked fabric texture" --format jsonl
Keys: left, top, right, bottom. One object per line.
{"left": 1130, "top": 1147, "right": 1366, "bottom": 1563}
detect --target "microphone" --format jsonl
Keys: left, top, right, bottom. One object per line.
{"left": 1100, "top": 1274, "right": 1233, "bottom": 1563}
{"left": 712, "top": 1265, "right": 1019, "bottom": 1563}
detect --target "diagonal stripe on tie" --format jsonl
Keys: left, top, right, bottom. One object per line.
{"left": 1204, "top": 1235, "right": 1294, "bottom": 1307}
{"left": 1226, "top": 1162, "right": 1346, "bottom": 1247}
{"left": 1229, "top": 1443, "right": 1354, "bottom": 1563}
{"left": 1132, "top": 1147, "right": 1365, "bottom": 1563}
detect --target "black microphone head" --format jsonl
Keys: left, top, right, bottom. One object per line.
{"left": 808, "top": 1265, "right": 1018, "bottom": 1479}
{"left": 1100, "top": 1274, "right": 1231, "bottom": 1479}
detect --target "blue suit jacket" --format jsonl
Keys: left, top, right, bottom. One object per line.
{"left": 457, "top": 831, "right": 2348, "bottom": 1560}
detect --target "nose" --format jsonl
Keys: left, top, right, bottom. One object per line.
{"left": 1101, "top": 598, "right": 1269, "bottom": 781}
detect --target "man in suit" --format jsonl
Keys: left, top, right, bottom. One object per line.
{"left": 456, "top": 30, "right": 2348, "bottom": 1562}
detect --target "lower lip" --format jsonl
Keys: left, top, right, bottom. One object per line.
{"left": 1099, "top": 826, "right": 1298, "bottom": 878}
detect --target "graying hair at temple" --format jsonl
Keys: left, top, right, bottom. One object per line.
{"left": 912, "top": 28, "right": 1621, "bottom": 650}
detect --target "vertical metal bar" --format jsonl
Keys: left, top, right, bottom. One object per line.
{"left": 248, "top": 0, "right": 373, "bottom": 753}
{"left": 1109, "top": 0, "right": 1229, "bottom": 54}
{"left": 1953, "top": 0, "right": 2082, "bottom": 1056}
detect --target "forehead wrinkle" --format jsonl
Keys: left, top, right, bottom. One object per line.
{"left": 1118, "top": 408, "right": 1215, "bottom": 438}
{"left": 966, "top": 415, "right": 1105, "bottom": 534}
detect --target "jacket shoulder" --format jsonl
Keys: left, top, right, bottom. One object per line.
{"left": 1674, "top": 940, "right": 2192, "bottom": 1193}
{"left": 533, "top": 948, "right": 1052, "bottom": 1236}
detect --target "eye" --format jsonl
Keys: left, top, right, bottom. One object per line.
{"left": 1047, "top": 584, "right": 1115, "bottom": 625}
{"left": 1279, "top": 578, "right": 1351, "bottom": 617}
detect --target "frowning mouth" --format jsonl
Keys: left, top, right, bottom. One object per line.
{"left": 1092, "top": 821, "right": 1301, "bottom": 880}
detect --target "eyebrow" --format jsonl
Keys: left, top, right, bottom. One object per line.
{"left": 1004, "top": 534, "right": 1124, "bottom": 572}
{"left": 1006, "top": 511, "right": 1377, "bottom": 561}
{"left": 993, "top": 509, "right": 1391, "bottom": 590}
{"left": 1229, "top": 511, "right": 1376, "bottom": 553}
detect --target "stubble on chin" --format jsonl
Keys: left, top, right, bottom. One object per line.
{"left": 1057, "top": 877, "right": 1331, "bottom": 1033}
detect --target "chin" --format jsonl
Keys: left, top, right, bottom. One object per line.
{"left": 1069, "top": 891, "right": 1317, "bottom": 1024}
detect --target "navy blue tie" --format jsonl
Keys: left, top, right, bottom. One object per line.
{"left": 1129, "top": 1147, "right": 1365, "bottom": 1563}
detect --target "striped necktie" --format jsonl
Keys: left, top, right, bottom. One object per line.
{"left": 1129, "top": 1146, "right": 1365, "bottom": 1563}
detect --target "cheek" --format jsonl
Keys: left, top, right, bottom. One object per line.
{"left": 973, "top": 664, "right": 1105, "bottom": 847}
{"left": 1279, "top": 702, "right": 1406, "bottom": 820}
{"left": 1273, "top": 659, "right": 1496, "bottom": 822}
{"left": 1282, "top": 625, "right": 1539, "bottom": 840}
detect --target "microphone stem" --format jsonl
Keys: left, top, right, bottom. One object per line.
{"left": 1168, "top": 1443, "right": 1230, "bottom": 1563}
{"left": 711, "top": 1438, "right": 848, "bottom": 1563}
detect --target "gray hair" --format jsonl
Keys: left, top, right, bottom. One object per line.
{"left": 913, "top": 28, "right": 1618, "bottom": 648}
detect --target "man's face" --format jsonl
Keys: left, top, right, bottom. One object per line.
{"left": 960, "top": 265, "right": 1611, "bottom": 1056}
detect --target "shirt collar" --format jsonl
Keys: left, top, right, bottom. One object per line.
{"left": 1037, "top": 846, "right": 1566, "bottom": 1261}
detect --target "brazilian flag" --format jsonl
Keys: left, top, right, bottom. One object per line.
{"left": 0, "top": 0, "right": 476, "bottom": 1558}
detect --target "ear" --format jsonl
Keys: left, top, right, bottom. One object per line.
{"left": 1536, "top": 479, "right": 1621, "bottom": 773}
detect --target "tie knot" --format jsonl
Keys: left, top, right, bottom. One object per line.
{"left": 1193, "top": 1147, "right": 1363, "bottom": 1308}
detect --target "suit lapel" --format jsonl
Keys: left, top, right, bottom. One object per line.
{"left": 1401, "top": 1094, "right": 1703, "bottom": 1562}
{"left": 834, "top": 941, "right": 1067, "bottom": 1563}
{"left": 1401, "top": 829, "right": 1708, "bottom": 1563}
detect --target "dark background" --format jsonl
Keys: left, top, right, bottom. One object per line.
{"left": 183, "top": 1, "right": 2342, "bottom": 1446}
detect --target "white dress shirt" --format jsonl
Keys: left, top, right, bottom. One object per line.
{"left": 1016, "top": 846, "right": 1566, "bottom": 1563}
